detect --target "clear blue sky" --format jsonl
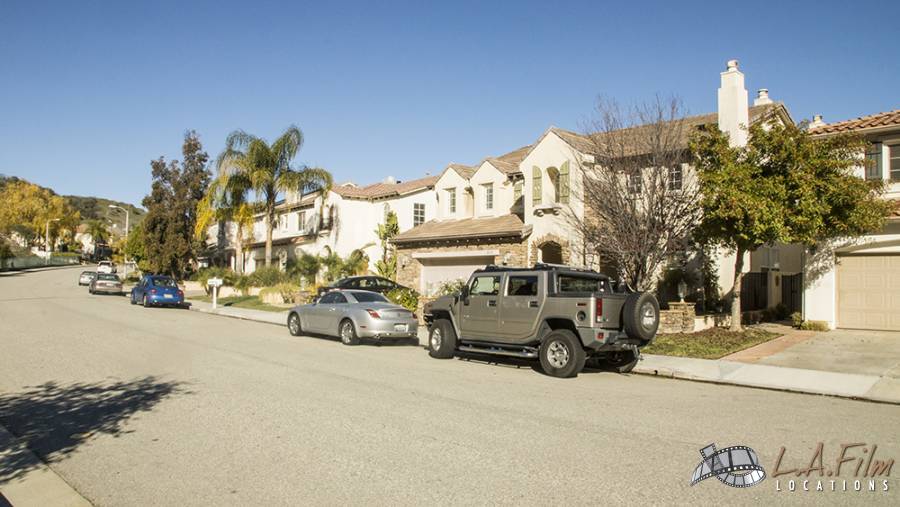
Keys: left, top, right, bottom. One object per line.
{"left": 2, "top": 0, "right": 897, "bottom": 207}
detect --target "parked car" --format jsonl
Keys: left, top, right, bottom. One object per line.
{"left": 78, "top": 271, "right": 96, "bottom": 286}
{"left": 97, "top": 260, "right": 117, "bottom": 274}
{"left": 316, "top": 276, "right": 408, "bottom": 298}
{"left": 287, "top": 289, "right": 418, "bottom": 345}
{"left": 89, "top": 273, "right": 123, "bottom": 295}
{"left": 131, "top": 275, "right": 185, "bottom": 308}
{"left": 423, "top": 263, "right": 660, "bottom": 378}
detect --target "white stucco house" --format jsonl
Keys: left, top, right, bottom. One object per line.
{"left": 801, "top": 110, "right": 900, "bottom": 330}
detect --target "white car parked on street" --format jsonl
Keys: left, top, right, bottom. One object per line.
{"left": 97, "top": 260, "right": 117, "bottom": 274}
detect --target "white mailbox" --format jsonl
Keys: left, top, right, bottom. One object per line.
{"left": 207, "top": 277, "right": 223, "bottom": 288}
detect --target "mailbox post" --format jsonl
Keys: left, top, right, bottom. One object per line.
{"left": 208, "top": 277, "right": 223, "bottom": 309}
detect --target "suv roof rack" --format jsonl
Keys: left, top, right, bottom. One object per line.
{"left": 477, "top": 263, "right": 602, "bottom": 275}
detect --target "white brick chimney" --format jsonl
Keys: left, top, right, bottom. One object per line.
{"left": 717, "top": 59, "right": 749, "bottom": 147}
{"left": 754, "top": 88, "right": 773, "bottom": 106}
{"left": 809, "top": 114, "right": 826, "bottom": 129}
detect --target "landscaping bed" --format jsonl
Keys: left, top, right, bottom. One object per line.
{"left": 643, "top": 327, "right": 780, "bottom": 360}
{"left": 188, "top": 295, "right": 287, "bottom": 312}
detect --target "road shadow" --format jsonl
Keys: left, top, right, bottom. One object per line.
{"left": 454, "top": 352, "right": 629, "bottom": 377}
{"left": 0, "top": 376, "right": 188, "bottom": 484}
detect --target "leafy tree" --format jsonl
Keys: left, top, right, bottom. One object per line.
{"left": 141, "top": 131, "right": 211, "bottom": 277}
{"left": 287, "top": 252, "right": 321, "bottom": 286}
{"left": 0, "top": 179, "right": 79, "bottom": 249}
{"left": 216, "top": 125, "right": 332, "bottom": 267}
{"left": 125, "top": 222, "right": 148, "bottom": 270}
{"left": 195, "top": 167, "right": 255, "bottom": 273}
{"left": 342, "top": 249, "right": 369, "bottom": 277}
{"left": 85, "top": 219, "right": 110, "bottom": 244}
{"left": 375, "top": 210, "right": 399, "bottom": 279}
{"left": 690, "top": 122, "right": 889, "bottom": 331}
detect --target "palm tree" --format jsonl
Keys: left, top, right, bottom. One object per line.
{"left": 86, "top": 219, "right": 110, "bottom": 244}
{"left": 196, "top": 170, "right": 254, "bottom": 273}
{"left": 217, "top": 126, "right": 332, "bottom": 267}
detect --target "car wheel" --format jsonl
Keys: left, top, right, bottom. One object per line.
{"left": 598, "top": 350, "right": 640, "bottom": 373}
{"left": 288, "top": 313, "right": 303, "bottom": 337}
{"left": 143, "top": 295, "right": 150, "bottom": 308}
{"left": 428, "top": 319, "right": 457, "bottom": 359}
{"left": 622, "top": 292, "right": 660, "bottom": 343}
{"left": 130, "top": 292, "right": 136, "bottom": 305}
{"left": 339, "top": 319, "right": 360, "bottom": 346}
{"left": 539, "top": 329, "right": 586, "bottom": 378}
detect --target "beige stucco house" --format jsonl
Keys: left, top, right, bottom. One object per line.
{"left": 802, "top": 110, "right": 900, "bottom": 330}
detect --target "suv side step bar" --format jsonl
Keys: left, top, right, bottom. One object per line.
{"left": 458, "top": 342, "right": 539, "bottom": 359}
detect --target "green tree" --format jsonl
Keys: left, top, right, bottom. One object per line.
{"left": 196, "top": 169, "right": 254, "bottom": 273}
{"left": 216, "top": 125, "right": 332, "bottom": 267}
{"left": 690, "top": 122, "right": 889, "bottom": 331}
{"left": 142, "top": 131, "right": 211, "bottom": 277}
{"left": 85, "top": 219, "right": 110, "bottom": 244}
{"left": 287, "top": 252, "right": 321, "bottom": 286}
{"left": 125, "top": 222, "right": 148, "bottom": 270}
{"left": 375, "top": 210, "right": 399, "bottom": 279}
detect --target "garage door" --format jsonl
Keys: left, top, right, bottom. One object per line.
{"left": 837, "top": 255, "right": 900, "bottom": 331}
{"left": 419, "top": 256, "right": 495, "bottom": 296}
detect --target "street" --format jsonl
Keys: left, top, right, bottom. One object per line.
{"left": 1, "top": 266, "right": 897, "bottom": 506}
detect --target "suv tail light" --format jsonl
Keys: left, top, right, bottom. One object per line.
{"left": 595, "top": 297, "right": 603, "bottom": 323}
{"left": 366, "top": 309, "right": 381, "bottom": 319}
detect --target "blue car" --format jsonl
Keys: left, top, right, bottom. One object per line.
{"left": 130, "top": 275, "right": 185, "bottom": 308}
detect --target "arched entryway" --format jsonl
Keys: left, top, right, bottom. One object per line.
{"left": 539, "top": 242, "right": 563, "bottom": 264}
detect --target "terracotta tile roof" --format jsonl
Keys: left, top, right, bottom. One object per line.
{"left": 331, "top": 175, "right": 439, "bottom": 199}
{"left": 808, "top": 109, "right": 900, "bottom": 135}
{"left": 392, "top": 214, "right": 531, "bottom": 244}
{"left": 447, "top": 163, "right": 476, "bottom": 179}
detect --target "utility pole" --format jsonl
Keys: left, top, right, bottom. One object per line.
{"left": 109, "top": 205, "right": 130, "bottom": 278}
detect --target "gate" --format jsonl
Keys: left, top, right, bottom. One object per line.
{"left": 740, "top": 272, "right": 767, "bottom": 311}
{"left": 781, "top": 273, "right": 802, "bottom": 314}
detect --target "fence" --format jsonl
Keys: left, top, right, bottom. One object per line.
{"left": 0, "top": 255, "right": 81, "bottom": 271}
{"left": 740, "top": 272, "right": 767, "bottom": 311}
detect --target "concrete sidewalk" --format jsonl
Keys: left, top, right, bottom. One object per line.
{"left": 187, "top": 299, "right": 288, "bottom": 326}
{"left": 184, "top": 302, "right": 900, "bottom": 404}
{"left": 635, "top": 354, "right": 900, "bottom": 404}
{"left": 0, "top": 425, "right": 91, "bottom": 507}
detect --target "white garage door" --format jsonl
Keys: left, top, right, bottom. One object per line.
{"left": 837, "top": 255, "right": 900, "bottom": 331}
{"left": 420, "top": 256, "right": 495, "bottom": 296}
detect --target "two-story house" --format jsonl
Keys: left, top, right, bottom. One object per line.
{"left": 802, "top": 110, "right": 900, "bottom": 330}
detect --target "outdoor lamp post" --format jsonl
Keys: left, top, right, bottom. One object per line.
{"left": 45, "top": 218, "right": 61, "bottom": 264}
{"left": 677, "top": 280, "right": 687, "bottom": 302}
{"left": 108, "top": 205, "right": 130, "bottom": 278}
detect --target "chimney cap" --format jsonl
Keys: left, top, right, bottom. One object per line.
{"left": 813, "top": 114, "right": 823, "bottom": 121}
{"left": 726, "top": 59, "right": 739, "bottom": 71}
{"left": 757, "top": 88, "right": 769, "bottom": 96}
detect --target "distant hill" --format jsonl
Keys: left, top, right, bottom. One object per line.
{"left": 0, "top": 174, "right": 144, "bottom": 233}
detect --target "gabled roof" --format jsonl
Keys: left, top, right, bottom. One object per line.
{"left": 331, "top": 175, "right": 439, "bottom": 199}
{"left": 808, "top": 109, "right": 900, "bottom": 135}
{"left": 447, "top": 163, "right": 477, "bottom": 179}
{"left": 392, "top": 214, "right": 531, "bottom": 245}
{"left": 483, "top": 144, "right": 533, "bottom": 175}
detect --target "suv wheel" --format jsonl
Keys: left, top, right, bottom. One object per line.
{"left": 339, "top": 319, "right": 360, "bottom": 346}
{"left": 428, "top": 319, "right": 457, "bottom": 359}
{"left": 600, "top": 350, "right": 639, "bottom": 373}
{"left": 539, "top": 330, "right": 586, "bottom": 378}
{"left": 622, "top": 292, "right": 660, "bottom": 342}
{"left": 288, "top": 313, "right": 303, "bottom": 337}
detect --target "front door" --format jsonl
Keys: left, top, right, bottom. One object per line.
{"left": 460, "top": 274, "right": 502, "bottom": 340}
{"left": 498, "top": 273, "right": 542, "bottom": 342}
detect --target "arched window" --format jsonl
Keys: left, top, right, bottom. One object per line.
{"left": 532, "top": 167, "right": 542, "bottom": 205}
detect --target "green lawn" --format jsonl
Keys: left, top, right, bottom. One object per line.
{"left": 643, "top": 327, "right": 780, "bottom": 360}
{"left": 188, "top": 295, "right": 286, "bottom": 312}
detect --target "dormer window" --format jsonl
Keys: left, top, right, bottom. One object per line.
{"left": 483, "top": 183, "right": 494, "bottom": 210}
{"left": 447, "top": 188, "right": 456, "bottom": 213}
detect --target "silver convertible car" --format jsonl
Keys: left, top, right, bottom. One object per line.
{"left": 286, "top": 290, "right": 418, "bottom": 345}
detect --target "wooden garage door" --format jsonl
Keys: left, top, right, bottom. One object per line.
{"left": 837, "top": 255, "right": 900, "bottom": 331}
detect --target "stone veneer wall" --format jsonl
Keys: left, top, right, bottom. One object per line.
{"left": 395, "top": 237, "right": 528, "bottom": 295}
{"left": 658, "top": 302, "right": 696, "bottom": 334}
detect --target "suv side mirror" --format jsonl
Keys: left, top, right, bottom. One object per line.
{"left": 459, "top": 285, "right": 470, "bottom": 302}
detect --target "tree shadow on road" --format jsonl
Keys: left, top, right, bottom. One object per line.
{"left": 0, "top": 376, "right": 188, "bottom": 484}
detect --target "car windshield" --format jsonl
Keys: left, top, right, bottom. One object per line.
{"left": 352, "top": 292, "right": 389, "bottom": 303}
{"left": 557, "top": 275, "right": 610, "bottom": 294}
{"left": 81, "top": 271, "right": 94, "bottom": 276}
{"left": 151, "top": 277, "right": 177, "bottom": 288}
{"left": 97, "top": 274, "right": 119, "bottom": 281}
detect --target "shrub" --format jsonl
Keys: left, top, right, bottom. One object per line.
{"left": 387, "top": 287, "right": 419, "bottom": 312}
{"left": 799, "top": 320, "right": 830, "bottom": 332}
{"left": 774, "top": 303, "right": 790, "bottom": 320}
{"left": 248, "top": 266, "right": 287, "bottom": 287}
{"left": 234, "top": 275, "right": 253, "bottom": 296}
{"left": 196, "top": 266, "right": 237, "bottom": 294}
{"left": 790, "top": 312, "right": 803, "bottom": 328}
{"left": 436, "top": 278, "right": 467, "bottom": 296}
{"left": 260, "top": 282, "right": 300, "bottom": 304}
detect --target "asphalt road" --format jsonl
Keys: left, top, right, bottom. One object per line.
{"left": 1, "top": 266, "right": 898, "bottom": 506}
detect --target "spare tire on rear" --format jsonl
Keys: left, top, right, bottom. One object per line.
{"left": 622, "top": 292, "right": 660, "bottom": 343}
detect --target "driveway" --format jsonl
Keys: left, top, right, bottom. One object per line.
{"left": 755, "top": 328, "right": 900, "bottom": 378}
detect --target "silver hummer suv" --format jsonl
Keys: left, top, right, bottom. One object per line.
{"left": 423, "top": 264, "right": 660, "bottom": 378}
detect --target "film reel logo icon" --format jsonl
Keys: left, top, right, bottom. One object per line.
{"left": 691, "top": 443, "right": 766, "bottom": 488}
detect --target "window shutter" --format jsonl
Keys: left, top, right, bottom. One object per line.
{"left": 532, "top": 167, "right": 542, "bottom": 205}
{"left": 559, "top": 161, "right": 570, "bottom": 204}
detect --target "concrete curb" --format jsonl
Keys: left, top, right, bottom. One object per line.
{"left": 186, "top": 301, "right": 288, "bottom": 327}
{"left": 0, "top": 425, "right": 92, "bottom": 507}
{"left": 634, "top": 354, "right": 900, "bottom": 405}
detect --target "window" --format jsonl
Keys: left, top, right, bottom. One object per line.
{"left": 507, "top": 275, "right": 538, "bottom": 296}
{"left": 447, "top": 188, "right": 456, "bottom": 213}
{"left": 319, "top": 292, "right": 347, "bottom": 304}
{"left": 532, "top": 167, "right": 542, "bottom": 205}
{"left": 890, "top": 144, "right": 900, "bottom": 181}
{"left": 298, "top": 211, "right": 307, "bottom": 232}
{"left": 559, "top": 161, "right": 570, "bottom": 204}
{"left": 320, "top": 206, "right": 332, "bottom": 229}
{"left": 413, "top": 203, "right": 425, "bottom": 226}
{"left": 351, "top": 291, "right": 389, "bottom": 303}
{"left": 627, "top": 171, "right": 642, "bottom": 194}
{"left": 470, "top": 275, "right": 501, "bottom": 296}
{"left": 278, "top": 214, "right": 288, "bottom": 231}
{"left": 668, "top": 165, "right": 683, "bottom": 191}
{"left": 557, "top": 275, "right": 610, "bottom": 294}
{"left": 865, "top": 143, "right": 883, "bottom": 181}
{"left": 483, "top": 183, "right": 494, "bottom": 210}
{"left": 513, "top": 181, "right": 523, "bottom": 201}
